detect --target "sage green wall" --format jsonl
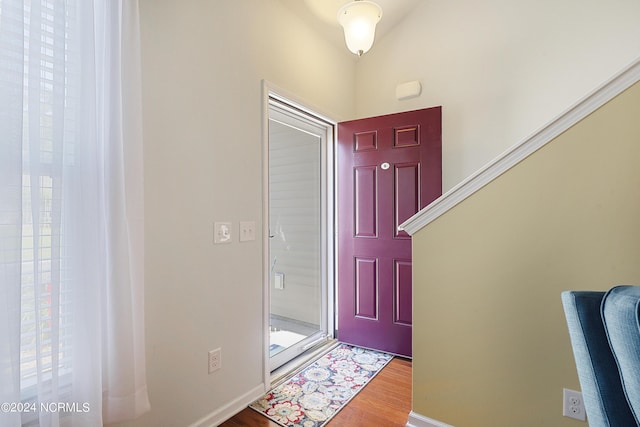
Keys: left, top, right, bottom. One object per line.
{"left": 412, "top": 81, "right": 640, "bottom": 426}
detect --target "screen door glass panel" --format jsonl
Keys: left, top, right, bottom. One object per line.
{"left": 268, "top": 101, "right": 328, "bottom": 371}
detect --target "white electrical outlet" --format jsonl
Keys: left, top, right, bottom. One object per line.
{"left": 563, "top": 388, "right": 586, "bottom": 421}
{"left": 208, "top": 348, "right": 222, "bottom": 374}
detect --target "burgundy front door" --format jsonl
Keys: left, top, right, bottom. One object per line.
{"left": 337, "top": 107, "right": 442, "bottom": 357}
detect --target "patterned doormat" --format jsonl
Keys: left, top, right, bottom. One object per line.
{"left": 250, "top": 343, "right": 393, "bottom": 427}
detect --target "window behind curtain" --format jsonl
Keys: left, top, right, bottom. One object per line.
{"left": 2, "top": 1, "right": 150, "bottom": 423}
{"left": 17, "top": 0, "right": 75, "bottom": 400}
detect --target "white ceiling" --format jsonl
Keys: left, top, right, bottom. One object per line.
{"left": 278, "top": 0, "right": 423, "bottom": 54}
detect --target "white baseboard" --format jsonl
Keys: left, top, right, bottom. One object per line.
{"left": 188, "top": 383, "right": 266, "bottom": 427}
{"left": 406, "top": 411, "right": 454, "bottom": 427}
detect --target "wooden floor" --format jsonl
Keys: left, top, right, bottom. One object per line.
{"left": 220, "top": 357, "right": 412, "bottom": 427}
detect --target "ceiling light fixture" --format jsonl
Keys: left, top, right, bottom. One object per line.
{"left": 337, "top": 0, "right": 383, "bottom": 56}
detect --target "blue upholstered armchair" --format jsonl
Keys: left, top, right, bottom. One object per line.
{"left": 562, "top": 286, "right": 640, "bottom": 426}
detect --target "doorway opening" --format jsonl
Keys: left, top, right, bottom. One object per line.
{"left": 263, "top": 83, "right": 336, "bottom": 379}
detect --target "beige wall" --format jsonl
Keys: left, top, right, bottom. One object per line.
{"left": 131, "top": 1, "right": 355, "bottom": 426}
{"left": 355, "top": 0, "right": 640, "bottom": 191}
{"left": 126, "top": 0, "right": 640, "bottom": 425}
{"left": 411, "top": 81, "right": 640, "bottom": 426}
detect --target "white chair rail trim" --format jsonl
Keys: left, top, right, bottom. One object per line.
{"left": 406, "top": 411, "right": 455, "bottom": 427}
{"left": 400, "top": 56, "right": 640, "bottom": 236}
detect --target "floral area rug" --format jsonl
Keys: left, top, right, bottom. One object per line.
{"left": 249, "top": 343, "right": 393, "bottom": 427}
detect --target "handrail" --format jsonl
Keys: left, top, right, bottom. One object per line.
{"left": 400, "top": 56, "right": 640, "bottom": 236}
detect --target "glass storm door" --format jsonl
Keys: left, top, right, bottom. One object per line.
{"left": 267, "top": 97, "right": 333, "bottom": 371}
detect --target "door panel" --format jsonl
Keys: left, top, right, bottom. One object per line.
{"left": 395, "top": 162, "right": 420, "bottom": 238}
{"left": 394, "top": 260, "right": 412, "bottom": 325}
{"left": 355, "top": 257, "right": 378, "bottom": 319}
{"left": 395, "top": 125, "right": 420, "bottom": 147}
{"left": 355, "top": 131, "right": 377, "bottom": 151}
{"left": 337, "top": 107, "right": 442, "bottom": 357}
{"left": 354, "top": 166, "right": 378, "bottom": 237}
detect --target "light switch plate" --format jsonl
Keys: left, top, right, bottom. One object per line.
{"left": 214, "top": 222, "right": 232, "bottom": 244}
{"left": 239, "top": 221, "right": 256, "bottom": 242}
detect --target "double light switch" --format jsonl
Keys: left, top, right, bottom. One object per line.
{"left": 214, "top": 221, "right": 256, "bottom": 244}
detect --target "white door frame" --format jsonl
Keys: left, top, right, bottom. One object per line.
{"left": 261, "top": 80, "right": 336, "bottom": 387}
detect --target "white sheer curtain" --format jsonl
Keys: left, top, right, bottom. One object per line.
{"left": 0, "top": 0, "right": 150, "bottom": 425}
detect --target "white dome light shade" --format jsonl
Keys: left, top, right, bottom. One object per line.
{"left": 337, "top": 1, "right": 383, "bottom": 56}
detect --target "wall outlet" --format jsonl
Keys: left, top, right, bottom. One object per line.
{"left": 563, "top": 388, "right": 586, "bottom": 421}
{"left": 208, "top": 348, "right": 222, "bottom": 374}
